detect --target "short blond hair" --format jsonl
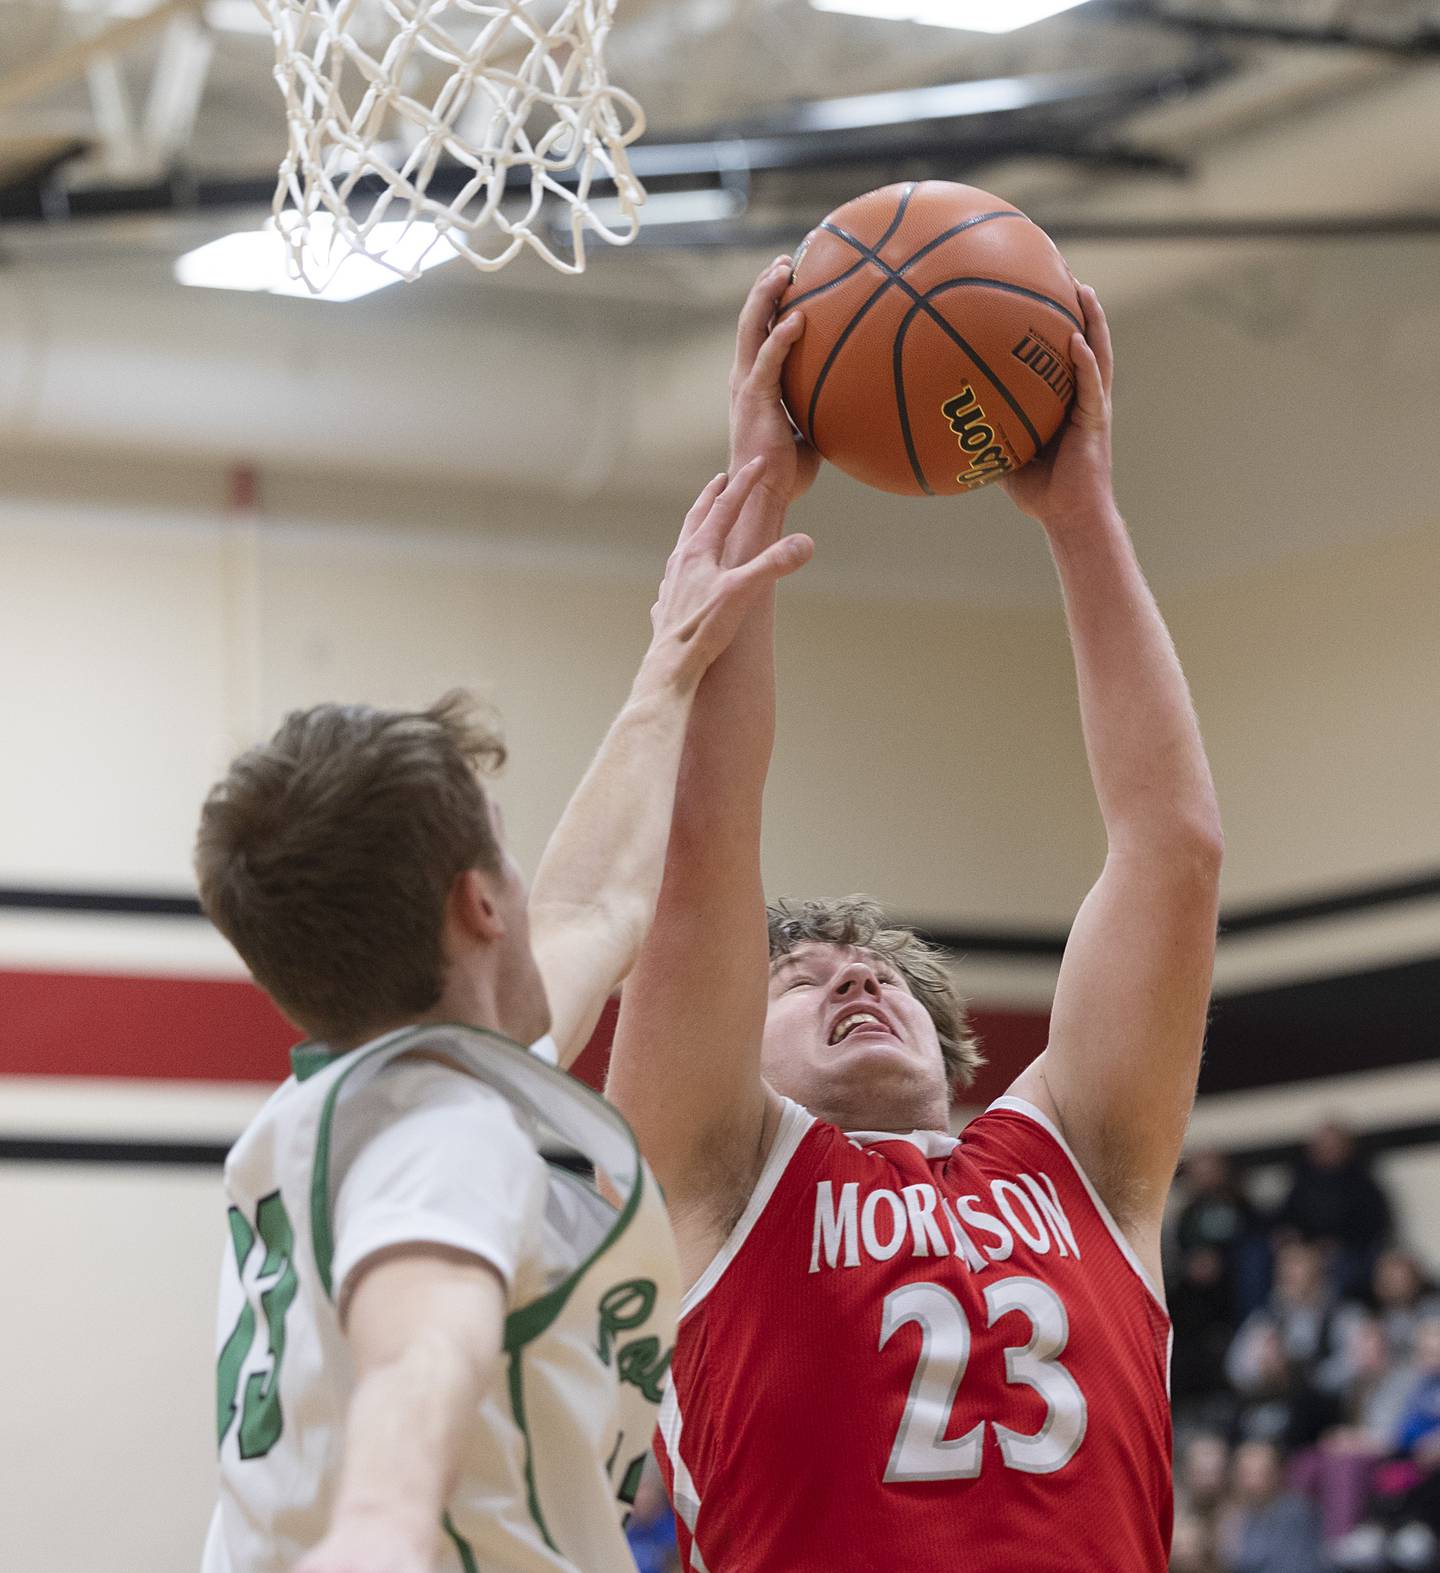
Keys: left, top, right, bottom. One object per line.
{"left": 196, "top": 692, "right": 505, "bottom": 1046}
{"left": 767, "top": 895, "right": 983, "bottom": 1093}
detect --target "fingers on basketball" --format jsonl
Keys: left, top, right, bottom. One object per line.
{"left": 1068, "top": 333, "right": 1106, "bottom": 428}
{"left": 1078, "top": 285, "right": 1115, "bottom": 394}
{"left": 732, "top": 259, "right": 792, "bottom": 385}
{"left": 748, "top": 310, "right": 805, "bottom": 396}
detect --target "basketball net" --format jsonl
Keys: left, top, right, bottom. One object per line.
{"left": 255, "top": 0, "right": 648, "bottom": 285}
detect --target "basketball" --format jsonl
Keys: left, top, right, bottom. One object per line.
{"left": 777, "top": 181, "right": 1082, "bottom": 498}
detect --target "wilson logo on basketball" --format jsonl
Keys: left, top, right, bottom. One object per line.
{"left": 1012, "top": 331, "right": 1075, "bottom": 404}
{"left": 941, "top": 385, "right": 1016, "bottom": 490}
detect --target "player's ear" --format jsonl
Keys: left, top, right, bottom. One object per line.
{"left": 449, "top": 868, "right": 508, "bottom": 944}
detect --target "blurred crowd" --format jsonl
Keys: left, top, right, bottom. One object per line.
{"left": 1170, "top": 1123, "right": 1440, "bottom": 1573}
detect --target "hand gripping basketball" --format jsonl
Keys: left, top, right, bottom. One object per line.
{"left": 998, "top": 284, "right": 1117, "bottom": 531}
{"left": 649, "top": 460, "right": 815, "bottom": 687}
{"left": 729, "top": 259, "right": 823, "bottom": 509}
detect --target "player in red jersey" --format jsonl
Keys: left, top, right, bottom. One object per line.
{"left": 606, "top": 260, "right": 1223, "bottom": 1571}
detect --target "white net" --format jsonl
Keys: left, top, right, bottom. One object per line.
{"left": 257, "top": 0, "right": 648, "bottom": 285}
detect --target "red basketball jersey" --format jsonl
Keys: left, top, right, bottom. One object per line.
{"left": 656, "top": 1094, "right": 1172, "bottom": 1571}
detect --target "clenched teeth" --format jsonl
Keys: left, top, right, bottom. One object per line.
{"left": 829, "top": 1011, "right": 883, "bottom": 1046}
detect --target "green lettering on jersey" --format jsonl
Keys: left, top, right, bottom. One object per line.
{"left": 616, "top": 1338, "right": 672, "bottom": 1405}
{"left": 215, "top": 1209, "right": 256, "bottom": 1443}
{"left": 215, "top": 1190, "right": 299, "bottom": 1459}
{"left": 596, "top": 1279, "right": 656, "bottom": 1361}
{"left": 597, "top": 1279, "right": 674, "bottom": 1404}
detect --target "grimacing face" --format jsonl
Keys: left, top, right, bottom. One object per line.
{"left": 760, "top": 941, "right": 952, "bottom": 1134}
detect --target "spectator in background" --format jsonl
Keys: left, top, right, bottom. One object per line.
{"left": 1229, "top": 1241, "right": 1347, "bottom": 1396}
{"left": 1275, "top": 1123, "right": 1392, "bottom": 1298}
{"left": 1216, "top": 1440, "right": 1326, "bottom": 1573}
{"left": 1176, "top": 1148, "right": 1272, "bottom": 1318}
{"left": 1370, "top": 1250, "right": 1440, "bottom": 1361}
{"left": 1171, "top": 1510, "right": 1224, "bottom": 1573}
{"left": 1179, "top": 1431, "right": 1234, "bottom": 1524}
{"left": 1228, "top": 1320, "right": 1338, "bottom": 1451}
{"left": 1291, "top": 1314, "right": 1416, "bottom": 1543}
{"left": 1173, "top": 1244, "right": 1243, "bottom": 1409}
{"left": 1332, "top": 1313, "right": 1425, "bottom": 1453}
{"left": 1328, "top": 1318, "right": 1440, "bottom": 1573}
{"left": 1395, "top": 1316, "right": 1440, "bottom": 1464}
{"left": 625, "top": 1459, "right": 681, "bottom": 1573}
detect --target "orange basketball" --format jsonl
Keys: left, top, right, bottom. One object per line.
{"left": 778, "top": 181, "right": 1081, "bottom": 498}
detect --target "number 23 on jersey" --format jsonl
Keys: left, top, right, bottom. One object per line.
{"left": 881, "top": 1275, "right": 1086, "bottom": 1483}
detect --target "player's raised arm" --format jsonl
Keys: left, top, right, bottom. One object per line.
{"left": 1003, "top": 285, "right": 1223, "bottom": 1288}
{"left": 529, "top": 453, "right": 812, "bottom": 1068}
{"left": 296, "top": 1250, "right": 506, "bottom": 1573}
{"left": 606, "top": 261, "right": 818, "bottom": 1225}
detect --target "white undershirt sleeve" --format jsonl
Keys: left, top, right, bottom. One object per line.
{"left": 331, "top": 1062, "right": 548, "bottom": 1309}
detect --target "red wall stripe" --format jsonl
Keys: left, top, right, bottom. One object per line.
{"left": 0, "top": 969, "right": 297, "bottom": 1083}
{"left": 0, "top": 970, "right": 1046, "bottom": 1101}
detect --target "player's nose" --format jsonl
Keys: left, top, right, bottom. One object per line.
{"left": 831, "top": 961, "right": 883, "bottom": 1000}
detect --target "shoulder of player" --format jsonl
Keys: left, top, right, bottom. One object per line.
{"left": 960, "top": 1093, "right": 1168, "bottom": 1308}
{"left": 669, "top": 1090, "right": 829, "bottom": 1294}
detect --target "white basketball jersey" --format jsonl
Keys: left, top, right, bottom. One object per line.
{"left": 201, "top": 1024, "right": 680, "bottom": 1573}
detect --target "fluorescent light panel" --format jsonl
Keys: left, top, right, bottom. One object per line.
{"left": 585, "top": 188, "right": 744, "bottom": 230}
{"left": 810, "top": 0, "right": 1094, "bottom": 32}
{"left": 175, "top": 218, "right": 458, "bottom": 302}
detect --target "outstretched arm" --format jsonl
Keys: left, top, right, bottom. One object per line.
{"left": 297, "top": 1249, "right": 506, "bottom": 1573}
{"left": 1005, "top": 288, "right": 1223, "bottom": 1286}
{"left": 529, "top": 453, "right": 813, "bottom": 1068}
{"left": 606, "top": 261, "right": 817, "bottom": 1226}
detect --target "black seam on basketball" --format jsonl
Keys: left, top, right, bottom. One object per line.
{"left": 895, "top": 212, "right": 1029, "bottom": 276}
{"left": 918, "top": 276, "right": 1083, "bottom": 332}
{"left": 778, "top": 184, "right": 918, "bottom": 320}
{"left": 899, "top": 292, "right": 1044, "bottom": 459}
{"left": 892, "top": 311, "right": 934, "bottom": 497}
{"left": 820, "top": 229, "right": 1047, "bottom": 456}
{"left": 777, "top": 257, "right": 871, "bottom": 319}
{"left": 805, "top": 272, "right": 895, "bottom": 450}
{"left": 804, "top": 202, "right": 1052, "bottom": 480}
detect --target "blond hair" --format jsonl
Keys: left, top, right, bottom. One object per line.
{"left": 767, "top": 895, "right": 983, "bottom": 1093}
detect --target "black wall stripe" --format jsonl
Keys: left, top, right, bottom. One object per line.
{"left": 0, "top": 1135, "right": 230, "bottom": 1165}
{"left": 1198, "top": 955, "right": 1440, "bottom": 1097}
{"left": 2, "top": 866, "right": 1438, "bottom": 958}
{"left": 0, "top": 886, "right": 203, "bottom": 918}
{"left": 0, "top": 1135, "right": 594, "bottom": 1171}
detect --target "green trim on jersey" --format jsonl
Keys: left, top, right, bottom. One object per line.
{"left": 503, "top": 1161, "right": 646, "bottom": 1354}
{"left": 290, "top": 1040, "right": 334, "bottom": 1083}
{"left": 308, "top": 1026, "right": 424, "bottom": 1299}
{"left": 305, "top": 1024, "right": 648, "bottom": 1342}
{"left": 441, "top": 1513, "right": 480, "bottom": 1573}
{"left": 508, "top": 1346, "right": 560, "bottom": 1552}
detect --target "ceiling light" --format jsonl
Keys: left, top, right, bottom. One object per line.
{"left": 811, "top": 0, "right": 1095, "bottom": 32}
{"left": 585, "top": 188, "right": 745, "bottom": 230}
{"left": 175, "top": 218, "right": 458, "bottom": 302}
{"left": 204, "top": 0, "right": 273, "bottom": 34}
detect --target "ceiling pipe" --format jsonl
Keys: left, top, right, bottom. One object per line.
{"left": 0, "top": 59, "right": 1221, "bottom": 222}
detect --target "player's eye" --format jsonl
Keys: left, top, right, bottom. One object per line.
{"left": 785, "top": 976, "right": 814, "bottom": 991}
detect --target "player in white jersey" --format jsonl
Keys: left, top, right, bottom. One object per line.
{"left": 194, "top": 429, "right": 813, "bottom": 1573}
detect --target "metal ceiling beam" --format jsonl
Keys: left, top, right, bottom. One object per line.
{"left": 1093, "top": 1, "right": 1440, "bottom": 54}
{"left": 624, "top": 211, "right": 1440, "bottom": 250}
{"left": 0, "top": 59, "right": 1220, "bottom": 221}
